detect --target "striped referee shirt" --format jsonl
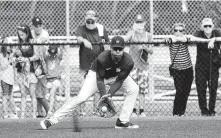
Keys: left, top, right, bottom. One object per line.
{"left": 169, "top": 43, "right": 192, "bottom": 70}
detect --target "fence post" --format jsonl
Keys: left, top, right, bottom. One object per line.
{"left": 148, "top": 0, "right": 155, "bottom": 102}
{"left": 64, "top": 0, "right": 70, "bottom": 100}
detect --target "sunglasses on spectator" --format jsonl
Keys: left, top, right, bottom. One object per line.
{"left": 113, "top": 47, "right": 124, "bottom": 51}
{"left": 203, "top": 25, "right": 212, "bottom": 28}
{"left": 17, "top": 26, "right": 26, "bottom": 31}
{"left": 136, "top": 21, "right": 144, "bottom": 23}
{"left": 86, "top": 20, "right": 95, "bottom": 24}
{"left": 174, "top": 29, "right": 184, "bottom": 32}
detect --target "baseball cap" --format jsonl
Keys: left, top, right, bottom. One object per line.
{"left": 135, "top": 14, "right": 145, "bottom": 22}
{"left": 111, "top": 36, "right": 125, "bottom": 49}
{"left": 85, "top": 10, "right": 97, "bottom": 21}
{"left": 32, "top": 16, "right": 42, "bottom": 26}
{"left": 49, "top": 45, "right": 59, "bottom": 50}
{"left": 201, "top": 18, "right": 213, "bottom": 26}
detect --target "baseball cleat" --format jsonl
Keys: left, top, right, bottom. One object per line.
{"left": 115, "top": 118, "right": 139, "bottom": 129}
{"left": 40, "top": 119, "right": 52, "bottom": 130}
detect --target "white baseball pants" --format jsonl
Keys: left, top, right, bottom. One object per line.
{"left": 49, "top": 70, "right": 139, "bottom": 124}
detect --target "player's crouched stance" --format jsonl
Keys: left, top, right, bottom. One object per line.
{"left": 40, "top": 36, "right": 139, "bottom": 129}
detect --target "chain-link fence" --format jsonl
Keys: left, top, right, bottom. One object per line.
{"left": 1, "top": 0, "right": 221, "bottom": 118}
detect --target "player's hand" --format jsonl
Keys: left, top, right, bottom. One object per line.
{"left": 83, "top": 39, "right": 92, "bottom": 50}
{"left": 208, "top": 38, "right": 215, "bottom": 49}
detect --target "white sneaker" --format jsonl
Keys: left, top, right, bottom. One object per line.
{"left": 40, "top": 119, "right": 52, "bottom": 130}
{"left": 131, "top": 112, "right": 138, "bottom": 118}
{"left": 139, "top": 112, "right": 146, "bottom": 117}
{"left": 79, "top": 112, "right": 86, "bottom": 117}
{"left": 3, "top": 114, "right": 10, "bottom": 119}
{"left": 9, "top": 113, "right": 19, "bottom": 119}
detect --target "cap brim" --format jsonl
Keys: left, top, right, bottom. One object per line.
{"left": 111, "top": 45, "right": 124, "bottom": 48}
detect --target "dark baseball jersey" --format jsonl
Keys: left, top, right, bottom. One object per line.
{"left": 90, "top": 50, "right": 134, "bottom": 96}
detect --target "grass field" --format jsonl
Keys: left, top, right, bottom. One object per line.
{"left": 1, "top": 116, "right": 221, "bottom": 138}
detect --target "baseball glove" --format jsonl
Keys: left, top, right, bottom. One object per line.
{"left": 96, "top": 95, "right": 117, "bottom": 118}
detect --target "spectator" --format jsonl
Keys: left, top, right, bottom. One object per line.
{"left": 15, "top": 24, "right": 39, "bottom": 118}
{"left": 40, "top": 36, "right": 139, "bottom": 130}
{"left": 165, "top": 22, "right": 214, "bottom": 116}
{"left": 124, "top": 14, "right": 153, "bottom": 117}
{"left": 42, "top": 45, "right": 63, "bottom": 118}
{"left": 166, "top": 23, "right": 193, "bottom": 117}
{"left": 0, "top": 36, "right": 18, "bottom": 119}
{"left": 31, "top": 16, "right": 50, "bottom": 118}
{"left": 193, "top": 18, "right": 221, "bottom": 116}
{"left": 75, "top": 10, "right": 109, "bottom": 116}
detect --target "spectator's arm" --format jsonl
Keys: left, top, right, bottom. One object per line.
{"left": 29, "top": 45, "right": 40, "bottom": 61}
{"left": 123, "top": 30, "right": 133, "bottom": 42}
{"left": 57, "top": 47, "right": 64, "bottom": 60}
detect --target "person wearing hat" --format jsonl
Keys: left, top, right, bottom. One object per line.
{"left": 193, "top": 18, "right": 221, "bottom": 116}
{"left": 40, "top": 36, "right": 139, "bottom": 129}
{"left": 124, "top": 14, "right": 153, "bottom": 117}
{"left": 75, "top": 10, "right": 110, "bottom": 116}
{"left": 31, "top": 16, "right": 50, "bottom": 118}
{"left": 41, "top": 45, "right": 63, "bottom": 118}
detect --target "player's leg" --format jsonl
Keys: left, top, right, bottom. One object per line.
{"left": 47, "top": 79, "right": 60, "bottom": 117}
{"left": 20, "top": 83, "right": 27, "bottom": 118}
{"left": 1, "top": 80, "right": 10, "bottom": 118}
{"left": 115, "top": 76, "right": 139, "bottom": 129}
{"left": 129, "top": 68, "right": 138, "bottom": 117}
{"left": 29, "top": 83, "right": 37, "bottom": 118}
{"left": 36, "top": 79, "right": 44, "bottom": 117}
{"left": 138, "top": 69, "right": 148, "bottom": 117}
{"left": 78, "top": 69, "right": 87, "bottom": 117}
{"left": 8, "top": 84, "right": 18, "bottom": 118}
{"left": 40, "top": 70, "right": 98, "bottom": 129}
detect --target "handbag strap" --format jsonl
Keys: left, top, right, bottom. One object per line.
{"left": 171, "top": 43, "right": 181, "bottom": 67}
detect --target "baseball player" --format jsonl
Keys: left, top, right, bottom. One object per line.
{"left": 40, "top": 36, "right": 139, "bottom": 129}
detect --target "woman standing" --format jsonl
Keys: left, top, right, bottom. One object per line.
{"left": 124, "top": 14, "right": 153, "bottom": 117}
{"left": 15, "top": 24, "right": 39, "bottom": 118}
{"left": 0, "top": 36, "right": 18, "bottom": 119}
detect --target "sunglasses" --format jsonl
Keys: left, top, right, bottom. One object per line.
{"left": 113, "top": 47, "right": 124, "bottom": 51}
{"left": 174, "top": 29, "right": 184, "bottom": 32}
{"left": 204, "top": 25, "right": 212, "bottom": 28}
{"left": 17, "top": 26, "right": 26, "bottom": 30}
{"left": 136, "top": 21, "right": 143, "bottom": 24}
{"left": 86, "top": 20, "right": 95, "bottom": 24}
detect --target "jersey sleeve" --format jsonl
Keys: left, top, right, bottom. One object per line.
{"left": 96, "top": 58, "right": 107, "bottom": 96}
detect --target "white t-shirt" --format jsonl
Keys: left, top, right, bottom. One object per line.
{"left": 31, "top": 29, "right": 49, "bottom": 43}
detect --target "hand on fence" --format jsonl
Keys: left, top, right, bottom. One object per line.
{"left": 171, "top": 36, "right": 187, "bottom": 43}
{"left": 83, "top": 39, "right": 92, "bottom": 50}
{"left": 208, "top": 38, "right": 215, "bottom": 49}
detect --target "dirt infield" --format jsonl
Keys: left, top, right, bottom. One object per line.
{"left": 1, "top": 116, "right": 221, "bottom": 138}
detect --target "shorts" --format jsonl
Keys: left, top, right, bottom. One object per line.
{"left": 1, "top": 80, "right": 13, "bottom": 95}
{"left": 130, "top": 68, "right": 149, "bottom": 94}
{"left": 46, "top": 78, "right": 61, "bottom": 90}
{"left": 15, "top": 72, "right": 38, "bottom": 88}
{"left": 36, "top": 76, "right": 47, "bottom": 98}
